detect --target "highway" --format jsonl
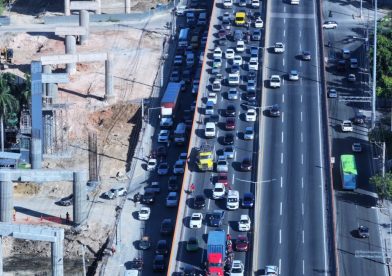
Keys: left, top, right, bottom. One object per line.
{"left": 322, "top": 1, "right": 387, "bottom": 274}
{"left": 171, "top": 1, "right": 263, "bottom": 274}
{"left": 255, "top": 0, "right": 329, "bottom": 275}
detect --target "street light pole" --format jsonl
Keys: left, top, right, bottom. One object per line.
{"left": 371, "top": 0, "right": 378, "bottom": 129}
{"left": 360, "top": 0, "right": 363, "bottom": 18}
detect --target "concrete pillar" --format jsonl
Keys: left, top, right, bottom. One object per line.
{"left": 125, "top": 0, "right": 131, "bottom": 13}
{"left": 43, "top": 65, "right": 53, "bottom": 100}
{"left": 65, "top": 35, "right": 77, "bottom": 74}
{"left": 105, "top": 52, "right": 115, "bottom": 101}
{"left": 64, "top": 0, "right": 70, "bottom": 16}
{"left": 0, "top": 172, "right": 13, "bottom": 223}
{"left": 73, "top": 171, "right": 88, "bottom": 225}
{"left": 79, "top": 10, "right": 90, "bottom": 45}
{"left": 96, "top": 0, "right": 102, "bottom": 14}
{"left": 31, "top": 128, "right": 42, "bottom": 169}
{"left": 0, "top": 236, "right": 3, "bottom": 274}
{"left": 52, "top": 229, "right": 64, "bottom": 276}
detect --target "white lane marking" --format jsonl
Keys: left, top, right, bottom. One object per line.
{"left": 282, "top": 112, "right": 284, "bottom": 123}
{"left": 279, "top": 229, "right": 282, "bottom": 244}
{"left": 299, "top": 30, "right": 302, "bottom": 37}
{"left": 302, "top": 230, "right": 305, "bottom": 244}
{"left": 234, "top": 149, "right": 237, "bottom": 160}
{"left": 281, "top": 176, "right": 283, "bottom": 188}
{"left": 280, "top": 202, "right": 283, "bottom": 215}
{"left": 279, "top": 259, "right": 282, "bottom": 275}
{"left": 227, "top": 224, "right": 230, "bottom": 234}
{"left": 284, "top": 6, "right": 286, "bottom": 12}
{"left": 232, "top": 174, "right": 235, "bottom": 185}
{"left": 301, "top": 112, "right": 303, "bottom": 122}
{"left": 207, "top": 198, "right": 211, "bottom": 209}
{"left": 300, "top": 94, "right": 303, "bottom": 103}
{"left": 282, "top": 94, "right": 285, "bottom": 103}
{"left": 204, "top": 224, "right": 208, "bottom": 234}
{"left": 302, "top": 203, "right": 304, "bottom": 215}
{"left": 301, "top": 154, "right": 304, "bottom": 165}
{"left": 301, "top": 177, "right": 304, "bottom": 189}
{"left": 303, "top": 260, "right": 305, "bottom": 275}
{"left": 283, "top": 30, "right": 286, "bottom": 37}
{"left": 283, "top": 58, "right": 285, "bottom": 66}
{"left": 301, "top": 132, "right": 303, "bottom": 143}
{"left": 281, "top": 131, "right": 284, "bottom": 143}
{"left": 281, "top": 153, "right": 283, "bottom": 164}
{"left": 313, "top": 0, "right": 328, "bottom": 271}
{"left": 284, "top": 18, "right": 286, "bottom": 24}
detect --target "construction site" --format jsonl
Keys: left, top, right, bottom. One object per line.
{"left": 0, "top": 0, "right": 172, "bottom": 274}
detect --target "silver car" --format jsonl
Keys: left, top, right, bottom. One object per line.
{"left": 228, "top": 88, "right": 239, "bottom": 100}
{"left": 244, "top": 127, "right": 254, "bottom": 140}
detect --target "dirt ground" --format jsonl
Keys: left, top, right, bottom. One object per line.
{"left": 0, "top": 0, "right": 170, "bottom": 274}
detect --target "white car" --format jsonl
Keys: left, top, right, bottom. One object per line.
{"left": 245, "top": 109, "right": 257, "bottom": 122}
{"left": 223, "top": 0, "right": 233, "bottom": 8}
{"left": 270, "top": 75, "right": 281, "bottom": 88}
{"left": 173, "top": 160, "right": 185, "bottom": 174}
{"left": 138, "top": 207, "right": 151, "bottom": 220}
{"left": 238, "top": 214, "right": 251, "bottom": 231}
{"left": 147, "top": 158, "right": 157, "bottom": 171}
{"left": 228, "top": 74, "right": 240, "bottom": 86}
{"left": 248, "top": 58, "right": 258, "bottom": 71}
{"left": 213, "top": 47, "right": 223, "bottom": 58}
{"left": 251, "top": 0, "right": 260, "bottom": 8}
{"left": 226, "top": 190, "right": 239, "bottom": 210}
{"left": 230, "top": 260, "right": 244, "bottom": 276}
{"left": 225, "top": 48, "right": 235, "bottom": 59}
{"left": 212, "top": 80, "right": 222, "bottom": 92}
{"left": 233, "top": 55, "right": 243, "bottom": 66}
{"left": 205, "top": 122, "right": 216, "bottom": 138}
{"left": 274, "top": 42, "right": 285, "bottom": 53}
{"left": 352, "top": 143, "right": 362, "bottom": 152}
{"left": 328, "top": 88, "right": 337, "bottom": 98}
{"left": 244, "top": 126, "right": 254, "bottom": 140}
{"left": 216, "top": 158, "right": 229, "bottom": 173}
{"left": 208, "top": 92, "right": 218, "bottom": 104}
{"left": 228, "top": 88, "right": 239, "bottom": 100}
{"left": 190, "top": 212, "right": 203, "bottom": 228}
{"left": 158, "top": 130, "right": 170, "bottom": 143}
{"left": 236, "top": 40, "right": 246, "bottom": 52}
{"left": 323, "top": 20, "right": 338, "bottom": 29}
{"left": 341, "top": 120, "right": 353, "bottom": 132}
{"left": 347, "top": 73, "right": 356, "bottom": 82}
{"left": 213, "top": 182, "right": 226, "bottom": 199}
{"left": 254, "top": 17, "right": 264, "bottom": 28}
{"left": 289, "top": 70, "right": 299, "bottom": 81}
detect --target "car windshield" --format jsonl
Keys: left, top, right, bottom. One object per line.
{"left": 215, "top": 188, "right": 224, "bottom": 192}
{"left": 228, "top": 198, "right": 237, "bottom": 202}
{"left": 232, "top": 268, "right": 243, "bottom": 273}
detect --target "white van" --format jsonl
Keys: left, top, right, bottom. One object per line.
{"left": 205, "top": 122, "right": 216, "bottom": 138}
{"left": 174, "top": 123, "right": 187, "bottom": 145}
{"left": 226, "top": 190, "right": 239, "bottom": 210}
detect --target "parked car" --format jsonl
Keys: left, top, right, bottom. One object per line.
{"left": 138, "top": 207, "right": 151, "bottom": 220}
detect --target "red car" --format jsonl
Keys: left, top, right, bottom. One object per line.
{"left": 235, "top": 235, "right": 249, "bottom": 252}
{"left": 217, "top": 173, "right": 229, "bottom": 187}
{"left": 225, "top": 118, "right": 236, "bottom": 130}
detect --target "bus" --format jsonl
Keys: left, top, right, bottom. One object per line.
{"left": 178, "top": 28, "right": 190, "bottom": 48}
{"left": 340, "top": 154, "right": 357, "bottom": 190}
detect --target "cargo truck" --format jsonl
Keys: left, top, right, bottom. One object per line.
{"left": 196, "top": 144, "right": 214, "bottom": 171}
{"left": 207, "top": 231, "right": 226, "bottom": 276}
{"left": 160, "top": 82, "right": 181, "bottom": 128}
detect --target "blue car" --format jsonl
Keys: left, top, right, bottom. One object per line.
{"left": 242, "top": 192, "right": 254, "bottom": 208}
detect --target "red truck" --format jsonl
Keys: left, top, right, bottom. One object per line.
{"left": 207, "top": 230, "right": 226, "bottom": 275}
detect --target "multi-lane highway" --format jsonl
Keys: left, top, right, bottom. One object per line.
{"left": 172, "top": 1, "right": 264, "bottom": 274}
{"left": 255, "top": 0, "right": 329, "bottom": 275}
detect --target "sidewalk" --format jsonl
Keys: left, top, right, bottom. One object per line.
{"left": 375, "top": 201, "right": 392, "bottom": 275}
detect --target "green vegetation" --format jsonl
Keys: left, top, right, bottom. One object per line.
{"left": 371, "top": 12, "right": 392, "bottom": 97}
{"left": 370, "top": 173, "right": 392, "bottom": 201}
{"left": 0, "top": 0, "right": 4, "bottom": 15}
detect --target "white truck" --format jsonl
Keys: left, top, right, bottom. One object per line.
{"left": 160, "top": 82, "right": 181, "bottom": 128}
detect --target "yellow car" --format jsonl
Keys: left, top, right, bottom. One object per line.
{"left": 235, "top": 11, "right": 246, "bottom": 26}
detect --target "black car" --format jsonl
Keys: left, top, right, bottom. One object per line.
{"left": 222, "top": 133, "right": 235, "bottom": 145}
{"left": 269, "top": 104, "right": 281, "bottom": 117}
{"left": 194, "top": 195, "right": 206, "bottom": 209}
{"left": 138, "top": 236, "right": 151, "bottom": 250}
{"left": 246, "top": 91, "right": 256, "bottom": 101}
{"left": 155, "top": 240, "right": 169, "bottom": 255}
{"left": 205, "top": 114, "right": 220, "bottom": 124}
{"left": 183, "top": 265, "right": 197, "bottom": 276}
{"left": 241, "top": 158, "right": 252, "bottom": 171}
{"left": 56, "top": 195, "right": 73, "bottom": 206}
{"left": 231, "top": 64, "right": 240, "bottom": 74}
{"left": 183, "top": 69, "right": 192, "bottom": 83}
{"left": 358, "top": 225, "right": 369, "bottom": 238}
{"left": 302, "top": 51, "right": 311, "bottom": 60}
{"left": 209, "top": 210, "right": 225, "bottom": 227}
{"left": 337, "top": 59, "right": 346, "bottom": 71}
{"left": 218, "top": 29, "right": 228, "bottom": 39}
{"left": 168, "top": 176, "right": 179, "bottom": 191}
{"left": 248, "top": 70, "right": 256, "bottom": 81}
{"left": 242, "top": 192, "right": 254, "bottom": 208}
{"left": 141, "top": 191, "right": 155, "bottom": 204}
{"left": 160, "top": 218, "right": 173, "bottom": 235}
{"left": 225, "top": 105, "right": 236, "bottom": 117}
{"left": 353, "top": 114, "right": 366, "bottom": 125}
{"left": 153, "top": 255, "right": 165, "bottom": 272}
{"left": 233, "top": 30, "right": 243, "bottom": 41}
{"left": 218, "top": 37, "right": 228, "bottom": 46}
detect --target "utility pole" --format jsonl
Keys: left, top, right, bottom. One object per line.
{"left": 81, "top": 244, "right": 86, "bottom": 276}
{"left": 382, "top": 142, "right": 386, "bottom": 177}
{"left": 371, "top": 0, "right": 378, "bottom": 129}
{"left": 360, "top": 0, "right": 363, "bottom": 18}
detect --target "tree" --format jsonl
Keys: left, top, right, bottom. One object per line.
{"left": 370, "top": 173, "right": 392, "bottom": 202}
{"left": 21, "top": 73, "right": 31, "bottom": 107}
{"left": 0, "top": 74, "right": 19, "bottom": 151}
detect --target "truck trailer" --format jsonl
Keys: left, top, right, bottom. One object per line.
{"left": 160, "top": 82, "right": 181, "bottom": 128}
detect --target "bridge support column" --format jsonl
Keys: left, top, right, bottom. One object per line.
{"left": 73, "top": 171, "right": 88, "bottom": 225}
{"left": 0, "top": 172, "right": 12, "bottom": 223}
{"left": 52, "top": 230, "right": 64, "bottom": 276}
{"left": 65, "top": 35, "right": 77, "bottom": 74}
{"left": 79, "top": 10, "right": 90, "bottom": 45}
{"left": 105, "top": 52, "right": 115, "bottom": 101}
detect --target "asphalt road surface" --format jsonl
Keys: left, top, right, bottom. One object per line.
{"left": 255, "top": 0, "right": 329, "bottom": 275}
